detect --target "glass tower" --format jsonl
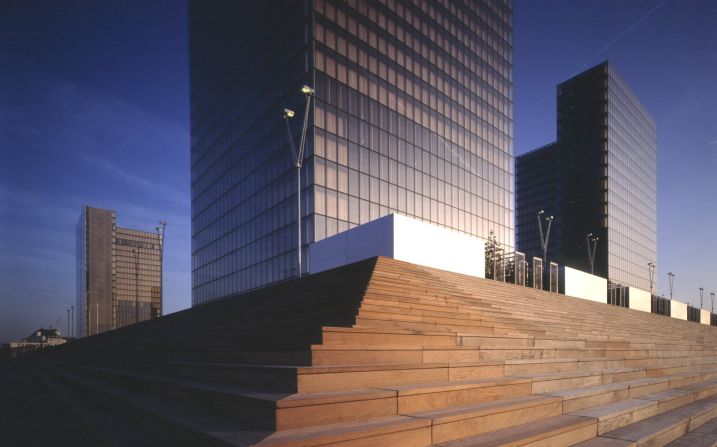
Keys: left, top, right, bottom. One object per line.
{"left": 516, "top": 62, "right": 656, "bottom": 290}
{"left": 76, "top": 206, "right": 163, "bottom": 337}
{"left": 190, "top": 0, "right": 514, "bottom": 305}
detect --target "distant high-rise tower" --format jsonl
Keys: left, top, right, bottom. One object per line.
{"left": 189, "top": 0, "right": 514, "bottom": 304}
{"left": 76, "top": 206, "right": 164, "bottom": 337}
{"left": 516, "top": 62, "right": 656, "bottom": 290}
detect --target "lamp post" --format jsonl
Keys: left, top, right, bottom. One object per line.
{"left": 711, "top": 292, "right": 715, "bottom": 313}
{"left": 155, "top": 221, "right": 167, "bottom": 318}
{"left": 67, "top": 308, "right": 70, "bottom": 338}
{"left": 536, "top": 210, "right": 554, "bottom": 265}
{"left": 133, "top": 247, "right": 140, "bottom": 324}
{"left": 647, "top": 263, "right": 655, "bottom": 298}
{"left": 699, "top": 287, "right": 704, "bottom": 309}
{"left": 71, "top": 305, "right": 74, "bottom": 338}
{"left": 668, "top": 272, "right": 675, "bottom": 300}
{"left": 283, "top": 85, "right": 314, "bottom": 278}
{"left": 586, "top": 233, "right": 598, "bottom": 275}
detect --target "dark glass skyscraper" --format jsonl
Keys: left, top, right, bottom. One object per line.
{"left": 190, "top": 0, "right": 514, "bottom": 305}
{"left": 516, "top": 62, "right": 656, "bottom": 290}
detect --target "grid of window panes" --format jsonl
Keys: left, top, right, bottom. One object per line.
{"left": 515, "top": 143, "right": 562, "bottom": 264}
{"left": 114, "top": 228, "right": 162, "bottom": 329}
{"left": 190, "top": 0, "right": 513, "bottom": 305}
{"left": 311, "top": 0, "right": 514, "bottom": 246}
{"left": 189, "top": 2, "right": 312, "bottom": 305}
{"left": 76, "top": 206, "right": 115, "bottom": 338}
{"left": 76, "top": 208, "right": 86, "bottom": 338}
{"left": 554, "top": 64, "right": 611, "bottom": 279}
{"left": 606, "top": 66, "right": 656, "bottom": 290}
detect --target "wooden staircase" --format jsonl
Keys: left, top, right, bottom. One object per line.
{"left": 8, "top": 256, "right": 717, "bottom": 446}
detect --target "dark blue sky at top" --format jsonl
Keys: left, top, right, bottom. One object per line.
{"left": 0, "top": 1, "right": 715, "bottom": 342}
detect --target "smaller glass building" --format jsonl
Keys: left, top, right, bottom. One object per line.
{"left": 76, "top": 206, "right": 163, "bottom": 337}
{"left": 516, "top": 62, "right": 656, "bottom": 290}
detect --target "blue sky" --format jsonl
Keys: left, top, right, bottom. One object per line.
{"left": 1, "top": 0, "right": 715, "bottom": 342}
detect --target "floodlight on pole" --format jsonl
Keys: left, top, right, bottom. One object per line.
{"left": 155, "top": 221, "right": 167, "bottom": 318}
{"left": 283, "top": 85, "right": 314, "bottom": 278}
{"left": 700, "top": 287, "right": 704, "bottom": 309}
{"left": 133, "top": 247, "right": 140, "bottom": 324}
{"left": 586, "top": 233, "right": 598, "bottom": 275}
{"left": 536, "top": 210, "right": 554, "bottom": 266}
{"left": 647, "top": 263, "right": 655, "bottom": 298}
{"left": 668, "top": 272, "right": 675, "bottom": 300}
{"left": 711, "top": 292, "right": 715, "bottom": 314}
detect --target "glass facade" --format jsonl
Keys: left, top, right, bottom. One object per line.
{"left": 515, "top": 143, "right": 561, "bottom": 265}
{"left": 76, "top": 206, "right": 163, "bottom": 337}
{"left": 605, "top": 65, "right": 656, "bottom": 289}
{"left": 76, "top": 206, "right": 114, "bottom": 338}
{"left": 515, "top": 62, "right": 656, "bottom": 290}
{"left": 190, "top": 0, "right": 514, "bottom": 305}
{"left": 114, "top": 228, "right": 162, "bottom": 329}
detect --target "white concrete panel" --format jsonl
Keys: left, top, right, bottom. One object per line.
{"left": 672, "top": 300, "right": 687, "bottom": 320}
{"left": 392, "top": 214, "right": 485, "bottom": 278}
{"left": 563, "top": 267, "right": 607, "bottom": 303}
{"left": 701, "top": 309, "right": 710, "bottom": 325}
{"left": 309, "top": 215, "right": 394, "bottom": 274}
{"left": 309, "top": 213, "right": 485, "bottom": 278}
{"left": 628, "top": 287, "right": 651, "bottom": 313}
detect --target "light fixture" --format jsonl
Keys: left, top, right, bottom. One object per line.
{"left": 300, "top": 85, "right": 315, "bottom": 95}
{"left": 283, "top": 108, "right": 295, "bottom": 119}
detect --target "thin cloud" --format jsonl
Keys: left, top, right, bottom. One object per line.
{"left": 577, "top": 0, "right": 670, "bottom": 72}
{"left": 519, "top": 0, "right": 669, "bottom": 122}
{"left": 79, "top": 155, "right": 188, "bottom": 207}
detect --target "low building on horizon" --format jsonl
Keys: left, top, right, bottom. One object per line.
{"left": 3, "top": 327, "right": 67, "bottom": 358}
{"left": 76, "top": 206, "right": 165, "bottom": 338}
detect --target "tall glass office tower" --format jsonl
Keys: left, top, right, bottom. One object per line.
{"left": 190, "top": 0, "right": 514, "bottom": 305}
{"left": 516, "top": 62, "right": 656, "bottom": 290}
{"left": 76, "top": 206, "right": 163, "bottom": 337}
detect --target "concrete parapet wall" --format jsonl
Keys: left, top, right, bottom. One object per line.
{"left": 562, "top": 267, "right": 607, "bottom": 303}
{"left": 628, "top": 287, "right": 651, "bottom": 313}
{"left": 672, "top": 300, "right": 688, "bottom": 320}
{"left": 701, "top": 309, "right": 710, "bottom": 325}
{"left": 309, "top": 213, "right": 485, "bottom": 278}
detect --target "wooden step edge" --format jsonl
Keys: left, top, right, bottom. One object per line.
{"left": 255, "top": 415, "right": 431, "bottom": 447}
{"left": 407, "top": 394, "right": 562, "bottom": 424}
{"left": 295, "top": 362, "right": 449, "bottom": 375}
{"left": 598, "top": 395, "right": 717, "bottom": 445}
{"left": 376, "top": 376, "right": 532, "bottom": 396}
{"left": 34, "top": 362, "right": 273, "bottom": 443}
{"left": 434, "top": 414, "right": 596, "bottom": 447}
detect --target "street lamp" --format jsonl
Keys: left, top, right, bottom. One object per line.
{"left": 133, "top": 247, "right": 140, "bottom": 324}
{"left": 647, "top": 263, "right": 655, "bottom": 298}
{"left": 699, "top": 287, "right": 704, "bottom": 309}
{"left": 67, "top": 308, "right": 70, "bottom": 338}
{"left": 536, "top": 210, "right": 554, "bottom": 266}
{"left": 586, "top": 233, "right": 598, "bottom": 275}
{"left": 668, "top": 272, "right": 675, "bottom": 300}
{"left": 283, "top": 85, "right": 314, "bottom": 278}
{"left": 155, "top": 221, "right": 167, "bottom": 318}
{"left": 711, "top": 292, "right": 715, "bottom": 313}
{"left": 71, "top": 305, "right": 74, "bottom": 338}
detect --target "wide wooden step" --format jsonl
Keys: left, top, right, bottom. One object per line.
{"left": 255, "top": 415, "right": 431, "bottom": 447}
{"left": 435, "top": 414, "right": 596, "bottom": 447}
{"left": 576, "top": 395, "right": 717, "bottom": 447}
{"left": 410, "top": 395, "right": 563, "bottom": 444}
